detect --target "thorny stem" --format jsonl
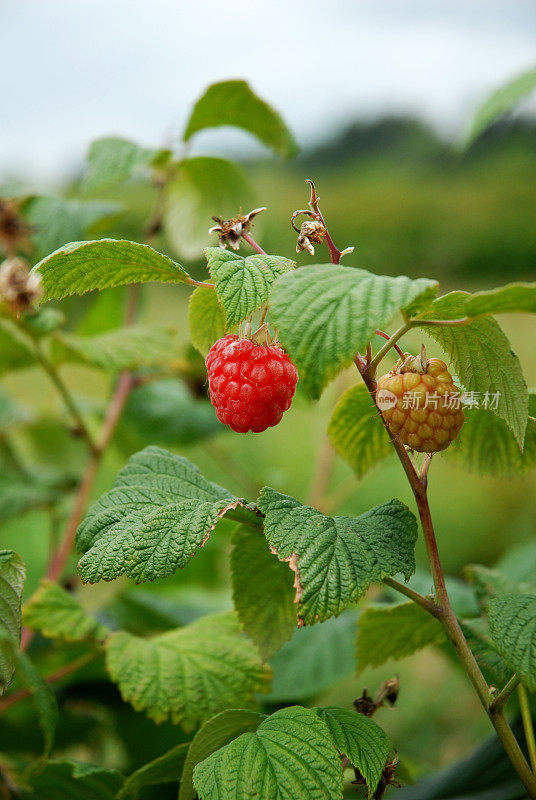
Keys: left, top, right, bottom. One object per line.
{"left": 33, "top": 341, "right": 98, "bottom": 456}
{"left": 241, "top": 231, "right": 267, "bottom": 255}
{"left": 306, "top": 179, "right": 342, "bottom": 264}
{"left": 518, "top": 684, "right": 536, "bottom": 774}
{"left": 308, "top": 182, "right": 536, "bottom": 799}
{"left": 0, "top": 651, "right": 97, "bottom": 714}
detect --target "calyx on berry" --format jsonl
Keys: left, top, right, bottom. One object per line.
{"left": 205, "top": 332, "right": 298, "bottom": 434}
{"left": 377, "top": 346, "right": 464, "bottom": 453}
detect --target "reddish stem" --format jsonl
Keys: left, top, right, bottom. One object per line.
{"left": 306, "top": 179, "right": 342, "bottom": 264}
{"left": 241, "top": 232, "right": 267, "bottom": 255}
{"left": 374, "top": 329, "right": 404, "bottom": 358}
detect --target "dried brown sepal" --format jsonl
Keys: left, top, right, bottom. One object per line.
{"left": 208, "top": 207, "right": 266, "bottom": 250}
{"left": 295, "top": 220, "right": 326, "bottom": 255}
{"left": 392, "top": 345, "right": 429, "bottom": 375}
{"left": 376, "top": 676, "right": 400, "bottom": 708}
{"left": 0, "top": 199, "right": 32, "bottom": 257}
{"left": 0, "top": 257, "right": 43, "bottom": 315}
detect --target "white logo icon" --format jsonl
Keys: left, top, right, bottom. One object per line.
{"left": 376, "top": 389, "right": 398, "bottom": 411}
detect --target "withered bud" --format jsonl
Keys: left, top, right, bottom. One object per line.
{"left": 353, "top": 690, "right": 377, "bottom": 718}
{"left": 208, "top": 207, "right": 266, "bottom": 250}
{"left": 376, "top": 676, "right": 400, "bottom": 707}
{"left": 0, "top": 199, "right": 32, "bottom": 256}
{"left": 296, "top": 220, "right": 326, "bottom": 256}
{"left": 0, "top": 257, "right": 43, "bottom": 314}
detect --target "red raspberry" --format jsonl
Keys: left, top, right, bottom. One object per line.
{"left": 205, "top": 335, "right": 298, "bottom": 433}
{"left": 377, "top": 351, "right": 464, "bottom": 453}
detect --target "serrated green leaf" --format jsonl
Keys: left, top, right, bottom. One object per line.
{"left": 193, "top": 705, "right": 341, "bottom": 800}
{"left": 313, "top": 706, "right": 391, "bottom": 795}
{"left": 231, "top": 525, "right": 296, "bottom": 659}
{"left": 258, "top": 488, "right": 417, "bottom": 625}
{"left": 52, "top": 325, "right": 179, "bottom": 372}
{"left": 465, "top": 281, "right": 536, "bottom": 316}
{"left": 188, "top": 285, "right": 227, "bottom": 356}
{"left": 23, "top": 195, "right": 121, "bottom": 259}
{"left": 33, "top": 239, "right": 190, "bottom": 302}
{"left": 179, "top": 709, "right": 266, "bottom": 800}
{"left": 22, "top": 579, "right": 109, "bottom": 642}
{"left": 356, "top": 602, "right": 445, "bottom": 672}
{"left": 0, "top": 550, "right": 25, "bottom": 694}
{"left": 84, "top": 136, "right": 168, "bottom": 191}
{"left": 122, "top": 379, "right": 223, "bottom": 446}
{"left": 270, "top": 264, "right": 437, "bottom": 398}
{"left": 105, "top": 611, "right": 270, "bottom": 730}
{"left": 117, "top": 742, "right": 190, "bottom": 800}
{"left": 183, "top": 80, "right": 298, "bottom": 159}
{"left": 415, "top": 291, "right": 528, "bottom": 447}
{"left": 328, "top": 383, "right": 391, "bottom": 479}
{"left": 462, "top": 66, "right": 536, "bottom": 148}
{"left": 267, "top": 611, "right": 358, "bottom": 702}
{"left": 28, "top": 759, "right": 124, "bottom": 800}
{"left": 488, "top": 594, "right": 536, "bottom": 691}
{"left": 76, "top": 446, "right": 251, "bottom": 584}
{"left": 448, "top": 400, "right": 536, "bottom": 476}
{"left": 164, "top": 157, "right": 253, "bottom": 260}
{"left": 206, "top": 247, "right": 295, "bottom": 328}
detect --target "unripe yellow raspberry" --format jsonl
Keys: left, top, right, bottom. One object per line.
{"left": 377, "top": 349, "right": 464, "bottom": 453}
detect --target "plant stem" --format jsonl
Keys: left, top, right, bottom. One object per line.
{"left": 33, "top": 342, "right": 98, "bottom": 455}
{"left": 0, "top": 651, "right": 97, "bottom": 714}
{"left": 518, "top": 684, "right": 536, "bottom": 774}
{"left": 382, "top": 576, "right": 438, "bottom": 615}
{"left": 374, "top": 329, "right": 405, "bottom": 358}
{"left": 492, "top": 674, "right": 521, "bottom": 713}
{"left": 186, "top": 277, "right": 215, "bottom": 289}
{"left": 413, "top": 317, "right": 471, "bottom": 327}
{"left": 367, "top": 322, "right": 411, "bottom": 375}
{"left": 308, "top": 180, "right": 536, "bottom": 798}
{"left": 241, "top": 232, "right": 266, "bottom": 255}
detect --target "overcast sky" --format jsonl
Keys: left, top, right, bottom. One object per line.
{"left": 1, "top": 0, "right": 535, "bottom": 184}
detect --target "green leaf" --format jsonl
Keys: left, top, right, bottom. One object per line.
{"left": 179, "top": 709, "right": 266, "bottom": 800}
{"left": 462, "top": 66, "right": 536, "bottom": 147}
{"left": 356, "top": 602, "right": 445, "bottom": 672}
{"left": 415, "top": 291, "right": 528, "bottom": 448}
{"left": 23, "top": 195, "right": 121, "bottom": 259}
{"left": 76, "top": 287, "right": 126, "bottom": 336}
{"left": 313, "top": 706, "right": 391, "bottom": 795}
{"left": 270, "top": 264, "right": 437, "bottom": 398}
{"left": 258, "top": 487, "right": 417, "bottom": 625}
{"left": 163, "top": 157, "right": 253, "bottom": 260}
{"left": 0, "top": 550, "right": 25, "bottom": 694}
{"left": 122, "top": 379, "right": 223, "bottom": 446}
{"left": 448, "top": 399, "right": 536, "bottom": 476}
{"left": 28, "top": 760, "right": 124, "bottom": 800}
{"left": 328, "top": 383, "right": 391, "bottom": 479}
{"left": 206, "top": 247, "right": 295, "bottom": 328}
{"left": 231, "top": 525, "right": 296, "bottom": 659}
{"left": 188, "top": 285, "right": 227, "bottom": 356}
{"left": 461, "top": 618, "right": 510, "bottom": 686}
{"left": 193, "top": 706, "right": 341, "bottom": 800}
{"left": 33, "top": 239, "right": 190, "bottom": 302}
{"left": 105, "top": 611, "right": 270, "bottom": 730}
{"left": 0, "top": 628, "right": 59, "bottom": 760}
{"left": 488, "top": 594, "right": 536, "bottom": 690}
{"left": 267, "top": 611, "right": 358, "bottom": 702}
{"left": 52, "top": 325, "right": 179, "bottom": 372}
{"left": 22, "top": 578, "right": 109, "bottom": 642}
{"left": 465, "top": 281, "right": 536, "bottom": 317}
{"left": 117, "top": 742, "right": 190, "bottom": 800}
{"left": 183, "top": 80, "right": 298, "bottom": 159}
{"left": 76, "top": 446, "right": 252, "bottom": 584}
{"left": 84, "top": 136, "right": 169, "bottom": 191}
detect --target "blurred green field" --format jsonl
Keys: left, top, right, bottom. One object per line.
{"left": 2, "top": 118, "right": 536, "bottom": 784}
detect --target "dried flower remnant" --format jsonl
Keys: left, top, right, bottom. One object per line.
{"left": 295, "top": 219, "right": 326, "bottom": 255}
{"left": 208, "top": 207, "right": 266, "bottom": 250}
{"left": 0, "top": 257, "right": 43, "bottom": 315}
{"left": 0, "top": 199, "right": 32, "bottom": 256}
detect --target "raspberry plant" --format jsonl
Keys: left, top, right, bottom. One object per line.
{"left": 0, "top": 76, "right": 536, "bottom": 800}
